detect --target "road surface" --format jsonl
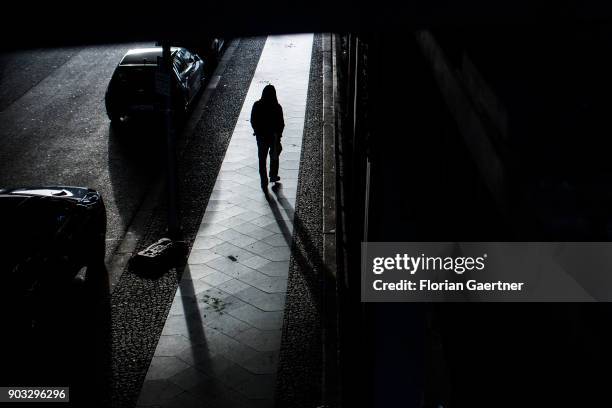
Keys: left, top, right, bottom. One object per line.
{"left": 0, "top": 43, "right": 158, "bottom": 261}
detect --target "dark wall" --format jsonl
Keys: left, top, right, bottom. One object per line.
{"left": 338, "top": 24, "right": 612, "bottom": 407}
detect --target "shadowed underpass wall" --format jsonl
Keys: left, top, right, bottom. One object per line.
{"left": 336, "top": 26, "right": 612, "bottom": 407}
{"left": 413, "top": 27, "right": 612, "bottom": 407}
{"left": 421, "top": 25, "right": 612, "bottom": 240}
{"left": 416, "top": 30, "right": 508, "bottom": 219}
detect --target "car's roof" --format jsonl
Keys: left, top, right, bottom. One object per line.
{"left": 120, "top": 47, "right": 181, "bottom": 66}
{"left": 0, "top": 186, "right": 95, "bottom": 200}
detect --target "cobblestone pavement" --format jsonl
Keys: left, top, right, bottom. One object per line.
{"left": 136, "top": 34, "right": 314, "bottom": 408}
{"left": 275, "top": 33, "right": 325, "bottom": 408}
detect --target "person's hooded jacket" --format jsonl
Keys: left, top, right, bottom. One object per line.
{"left": 251, "top": 84, "right": 284, "bottom": 139}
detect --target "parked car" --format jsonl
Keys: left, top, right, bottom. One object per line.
{"left": 0, "top": 186, "right": 106, "bottom": 330}
{"left": 105, "top": 47, "right": 206, "bottom": 125}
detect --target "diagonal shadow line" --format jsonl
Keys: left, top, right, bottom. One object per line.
{"left": 268, "top": 177, "right": 339, "bottom": 405}
{"left": 175, "top": 266, "right": 216, "bottom": 380}
{"left": 267, "top": 183, "right": 335, "bottom": 315}
{"left": 271, "top": 183, "right": 295, "bottom": 221}
{"left": 266, "top": 185, "right": 294, "bottom": 247}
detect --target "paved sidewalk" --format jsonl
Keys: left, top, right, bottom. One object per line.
{"left": 137, "top": 34, "right": 314, "bottom": 408}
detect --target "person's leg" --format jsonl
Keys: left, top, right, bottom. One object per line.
{"left": 269, "top": 136, "right": 280, "bottom": 182}
{"left": 256, "top": 136, "right": 269, "bottom": 188}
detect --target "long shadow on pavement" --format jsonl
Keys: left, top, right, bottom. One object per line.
{"left": 268, "top": 182, "right": 335, "bottom": 323}
{"left": 268, "top": 181, "right": 337, "bottom": 406}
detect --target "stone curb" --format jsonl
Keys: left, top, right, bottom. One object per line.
{"left": 322, "top": 32, "right": 339, "bottom": 407}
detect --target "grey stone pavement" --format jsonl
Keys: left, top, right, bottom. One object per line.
{"left": 137, "top": 34, "right": 314, "bottom": 408}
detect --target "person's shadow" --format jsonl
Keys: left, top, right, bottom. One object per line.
{"left": 266, "top": 182, "right": 335, "bottom": 314}
{"left": 266, "top": 181, "right": 339, "bottom": 404}
{"left": 266, "top": 183, "right": 294, "bottom": 246}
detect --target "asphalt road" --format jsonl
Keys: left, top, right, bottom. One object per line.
{"left": 0, "top": 37, "right": 326, "bottom": 408}
{"left": 0, "top": 43, "right": 156, "bottom": 260}
{"left": 0, "top": 38, "right": 272, "bottom": 406}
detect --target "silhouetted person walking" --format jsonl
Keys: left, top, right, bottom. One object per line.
{"left": 251, "top": 84, "right": 285, "bottom": 192}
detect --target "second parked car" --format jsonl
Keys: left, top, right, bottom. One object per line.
{"left": 0, "top": 186, "right": 106, "bottom": 331}
{"left": 105, "top": 47, "right": 206, "bottom": 125}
